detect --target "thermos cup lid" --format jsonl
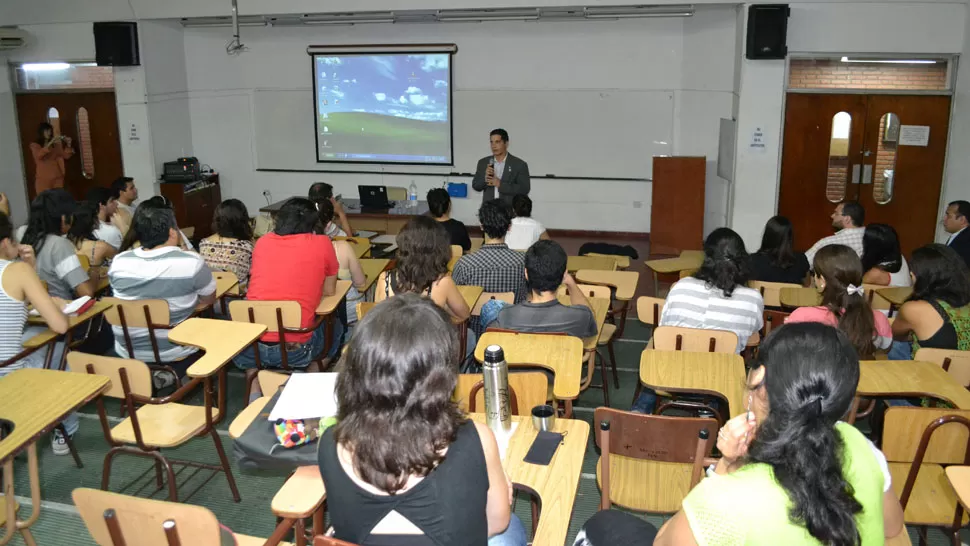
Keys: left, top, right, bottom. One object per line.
{"left": 484, "top": 345, "right": 504, "bottom": 363}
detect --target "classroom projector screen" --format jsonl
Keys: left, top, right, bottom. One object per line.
{"left": 312, "top": 53, "right": 453, "bottom": 165}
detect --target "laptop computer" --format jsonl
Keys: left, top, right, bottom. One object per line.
{"left": 358, "top": 185, "right": 393, "bottom": 209}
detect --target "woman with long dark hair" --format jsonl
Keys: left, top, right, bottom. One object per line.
{"left": 199, "top": 199, "right": 254, "bottom": 288}
{"left": 29, "top": 122, "right": 74, "bottom": 194}
{"left": 19, "top": 189, "right": 95, "bottom": 299}
{"left": 67, "top": 200, "right": 117, "bottom": 283}
{"left": 749, "top": 216, "right": 810, "bottom": 285}
{"left": 787, "top": 244, "right": 891, "bottom": 358}
{"left": 319, "top": 294, "right": 525, "bottom": 545}
{"left": 654, "top": 323, "right": 905, "bottom": 545}
{"left": 861, "top": 223, "right": 911, "bottom": 288}
{"left": 892, "top": 244, "right": 970, "bottom": 358}
{"left": 660, "top": 227, "right": 764, "bottom": 354}
{"left": 376, "top": 216, "right": 470, "bottom": 321}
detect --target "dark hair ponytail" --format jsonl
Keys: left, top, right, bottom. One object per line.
{"left": 813, "top": 245, "right": 876, "bottom": 358}
{"left": 746, "top": 322, "right": 862, "bottom": 546}
{"left": 22, "top": 189, "right": 76, "bottom": 255}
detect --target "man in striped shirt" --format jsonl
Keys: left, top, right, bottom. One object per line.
{"left": 804, "top": 201, "right": 866, "bottom": 266}
{"left": 108, "top": 205, "right": 216, "bottom": 380}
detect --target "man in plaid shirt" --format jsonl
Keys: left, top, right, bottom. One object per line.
{"left": 452, "top": 199, "right": 528, "bottom": 335}
{"left": 805, "top": 201, "right": 866, "bottom": 266}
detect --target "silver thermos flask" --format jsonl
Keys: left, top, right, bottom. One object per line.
{"left": 483, "top": 344, "right": 512, "bottom": 434}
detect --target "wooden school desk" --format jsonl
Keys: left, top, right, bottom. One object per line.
{"left": 469, "top": 414, "right": 588, "bottom": 546}
{"left": 0, "top": 369, "right": 109, "bottom": 546}
{"left": 358, "top": 258, "right": 391, "bottom": 295}
{"left": 23, "top": 299, "right": 115, "bottom": 370}
{"left": 850, "top": 360, "right": 970, "bottom": 422}
{"left": 566, "top": 255, "right": 617, "bottom": 273}
{"left": 260, "top": 198, "right": 429, "bottom": 235}
{"left": 333, "top": 236, "right": 370, "bottom": 259}
{"left": 315, "top": 280, "right": 353, "bottom": 353}
{"left": 946, "top": 466, "right": 970, "bottom": 513}
{"left": 876, "top": 286, "right": 913, "bottom": 316}
{"left": 169, "top": 318, "right": 267, "bottom": 424}
{"left": 556, "top": 296, "right": 611, "bottom": 352}
{"left": 639, "top": 350, "right": 747, "bottom": 418}
{"left": 644, "top": 252, "right": 704, "bottom": 296}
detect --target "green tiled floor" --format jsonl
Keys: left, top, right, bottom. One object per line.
{"left": 6, "top": 318, "right": 967, "bottom": 545}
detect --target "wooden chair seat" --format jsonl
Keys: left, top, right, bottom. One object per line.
{"left": 455, "top": 372, "right": 549, "bottom": 416}
{"left": 111, "top": 403, "right": 222, "bottom": 448}
{"left": 889, "top": 462, "right": 968, "bottom": 526}
{"left": 597, "top": 323, "right": 617, "bottom": 346}
{"left": 595, "top": 454, "right": 694, "bottom": 513}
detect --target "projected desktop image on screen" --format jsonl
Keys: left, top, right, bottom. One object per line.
{"left": 312, "top": 53, "right": 453, "bottom": 165}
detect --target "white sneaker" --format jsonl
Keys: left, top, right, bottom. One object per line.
{"left": 52, "top": 430, "right": 72, "bottom": 456}
{"left": 152, "top": 370, "right": 177, "bottom": 391}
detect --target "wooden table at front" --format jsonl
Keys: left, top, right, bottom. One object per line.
{"left": 470, "top": 414, "right": 588, "bottom": 546}
{"left": 639, "top": 350, "right": 748, "bottom": 418}
{"left": 260, "top": 198, "right": 430, "bottom": 235}
{"left": 644, "top": 254, "right": 704, "bottom": 296}
{"left": 0, "top": 368, "right": 110, "bottom": 546}
{"left": 779, "top": 287, "right": 822, "bottom": 309}
{"left": 23, "top": 299, "right": 115, "bottom": 370}
{"left": 851, "top": 360, "right": 970, "bottom": 420}
{"left": 169, "top": 318, "right": 267, "bottom": 425}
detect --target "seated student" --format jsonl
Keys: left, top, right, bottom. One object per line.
{"left": 891, "top": 244, "right": 970, "bottom": 360}
{"left": 943, "top": 200, "right": 970, "bottom": 267}
{"left": 482, "top": 240, "right": 597, "bottom": 338}
{"left": 199, "top": 199, "right": 254, "bottom": 289}
{"left": 805, "top": 201, "right": 866, "bottom": 265}
{"left": 428, "top": 188, "right": 471, "bottom": 252}
{"left": 108, "top": 205, "right": 217, "bottom": 382}
{"left": 85, "top": 187, "right": 123, "bottom": 249}
{"left": 0, "top": 212, "right": 76, "bottom": 455}
{"left": 861, "top": 223, "right": 911, "bottom": 288}
{"left": 314, "top": 198, "right": 366, "bottom": 336}
{"left": 17, "top": 189, "right": 97, "bottom": 300}
{"left": 453, "top": 200, "right": 528, "bottom": 334}
{"left": 748, "top": 215, "right": 810, "bottom": 285}
{"left": 109, "top": 176, "right": 138, "bottom": 234}
{"left": 308, "top": 181, "right": 352, "bottom": 237}
{"left": 235, "top": 198, "right": 341, "bottom": 371}
{"left": 67, "top": 200, "right": 117, "bottom": 282}
{"left": 660, "top": 228, "right": 764, "bottom": 354}
{"left": 654, "top": 323, "right": 905, "bottom": 545}
{"left": 504, "top": 194, "right": 548, "bottom": 251}
{"left": 119, "top": 197, "right": 194, "bottom": 252}
{"left": 376, "top": 216, "right": 471, "bottom": 322}
{"left": 319, "top": 293, "right": 526, "bottom": 546}
{"left": 787, "top": 245, "right": 891, "bottom": 358}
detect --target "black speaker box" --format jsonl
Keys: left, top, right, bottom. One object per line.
{"left": 746, "top": 4, "right": 790, "bottom": 60}
{"left": 94, "top": 22, "right": 140, "bottom": 67}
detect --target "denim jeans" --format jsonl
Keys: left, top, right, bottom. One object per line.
{"left": 888, "top": 340, "right": 913, "bottom": 361}
{"left": 233, "top": 320, "right": 342, "bottom": 370}
{"left": 1, "top": 326, "right": 78, "bottom": 436}
{"left": 480, "top": 299, "right": 510, "bottom": 331}
{"left": 488, "top": 514, "right": 528, "bottom": 546}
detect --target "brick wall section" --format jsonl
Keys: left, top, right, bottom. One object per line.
{"left": 874, "top": 114, "right": 897, "bottom": 203}
{"left": 789, "top": 59, "right": 948, "bottom": 91}
{"left": 76, "top": 109, "right": 95, "bottom": 178}
{"left": 827, "top": 158, "right": 848, "bottom": 202}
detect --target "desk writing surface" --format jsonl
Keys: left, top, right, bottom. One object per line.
{"left": 946, "top": 466, "right": 970, "bottom": 513}
{"left": 23, "top": 300, "right": 114, "bottom": 349}
{"left": 780, "top": 287, "right": 822, "bottom": 308}
{"left": 556, "top": 296, "right": 610, "bottom": 350}
{"left": 566, "top": 255, "right": 616, "bottom": 272}
{"left": 315, "top": 281, "right": 353, "bottom": 315}
{"left": 876, "top": 287, "right": 913, "bottom": 306}
{"left": 857, "top": 360, "right": 970, "bottom": 408}
{"left": 169, "top": 318, "right": 266, "bottom": 378}
{"left": 0, "top": 369, "right": 109, "bottom": 463}
{"left": 469, "top": 414, "right": 587, "bottom": 546}
{"left": 457, "top": 285, "right": 485, "bottom": 312}
{"left": 645, "top": 255, "right": 704, "bottom": 275}
{"left": 214, "top": 273, "right": 240, "bottom": 299}
{"left": 474, "top": 332, "right": 584, "bottom": 400}
{"left": 639, "top": 350, "right": 747, "bottom": 417}
{"left": 575, "top": 270, "right": 640, "bottom": 300}
{"left": 358, "top": 259, "right": 390, "bottom": 294}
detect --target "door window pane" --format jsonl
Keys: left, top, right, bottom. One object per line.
{"left": 46, "top": 107, "right": 61, "bottom": 137}
{"left": 873, "top": 113, "right": 899, "bottom": 205}
{"left": 76, "top": 107, "right": 94, "bottom": 180}
{"left": 827, "top": 111, "right": 852, "bottom": 203}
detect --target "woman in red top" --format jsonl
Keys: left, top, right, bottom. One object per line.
{"left": 29, "top": 122, "right": 74, "bottom": 194}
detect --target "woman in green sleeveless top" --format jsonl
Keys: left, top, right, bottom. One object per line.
{"left": 892, "top": 244, "right": 970, "bottom": 358}
{"left": 655, "top": 323, "right": 905, "bottom": 545}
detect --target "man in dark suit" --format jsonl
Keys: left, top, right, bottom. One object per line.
{"left": 943, "top": 200, "right": 970, "bottom": 267}
{"left": 472, "top": 128, "right": 530, "bottom": 206}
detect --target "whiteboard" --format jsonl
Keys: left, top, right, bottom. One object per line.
{"left": 253, "top": 88, "right": 673, "bottom": 180}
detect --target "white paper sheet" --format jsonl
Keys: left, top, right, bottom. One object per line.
{"left": 29, "top": 295, "right": 91, "bottom": 317}
{"left": 372, "top": 234, "right": 397, "bottom": 245}
{"left": 268, "top": 373, "right": 339, "bottom": 421}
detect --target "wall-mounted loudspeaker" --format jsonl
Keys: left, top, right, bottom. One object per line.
{"left": 746, "top": 4, "right": 790, "bottom": 60}
{"left": 94, "top": 22, "right": 140, "bottom": 67}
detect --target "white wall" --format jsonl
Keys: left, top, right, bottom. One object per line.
{"left": 139, "top": 20, "right": 193, "bottom": 176}
{"left": 182, "top": 13, "right": 737, "bottom": 232}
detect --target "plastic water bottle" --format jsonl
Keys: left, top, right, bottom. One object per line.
{"left": 483, "top": 345, "right": 512, "bottom": 435}
{"left": 408, "top": 180, "right": 418, "bottom": 208}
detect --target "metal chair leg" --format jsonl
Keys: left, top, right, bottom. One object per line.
{"left": 57, "top": 424, "right": 83, "bottom": 468}
{"left": 607, "top": 340, "right": 619, "bottom": 389}
{"left": 101, "top": 447, "right": 121, "bottom": 491}
{"left": 210, "top": 427, "right": 241, "bottom": 502}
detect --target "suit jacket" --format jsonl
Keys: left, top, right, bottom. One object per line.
{"left": 948, "top": 229, "right": 970, "bottom": 268}
{"left": 472, "top": 153, "right": 530, "bottom": 205}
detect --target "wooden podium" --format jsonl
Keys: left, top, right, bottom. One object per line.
{"left": 650, "top": 157, "right": 706, "bottom": 256}
{"left": 160, "top": 174, "right": 221, "bottom": 240}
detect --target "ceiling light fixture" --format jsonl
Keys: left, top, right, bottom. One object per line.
{"left": 22, "top": 62, "right": 70, "bottom": 72}
{"left": 840, "top": 56, "right": 938, "bottom": 64}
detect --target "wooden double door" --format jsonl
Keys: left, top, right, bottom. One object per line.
{"left": 16, "top": 91, "right": 123, "bottom": 202}
{"left": 778, "top": 93, "right": 951, "bottom": 256}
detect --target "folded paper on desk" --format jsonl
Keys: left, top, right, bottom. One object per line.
{"left": 268, "top": 372, "right": 338, "bottom": 421}
{"left": 29, "top": 295, "right": 93, "bottom": 317}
